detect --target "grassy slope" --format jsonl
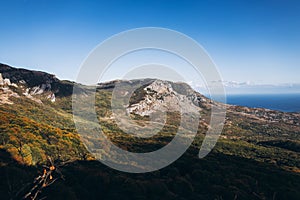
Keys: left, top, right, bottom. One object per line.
{"left": 0, "top": 87, "right": 299, "bottom": 199}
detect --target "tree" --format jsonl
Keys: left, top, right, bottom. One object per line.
{"left": 9, "top": 127, "right": 31, "bottom": 164}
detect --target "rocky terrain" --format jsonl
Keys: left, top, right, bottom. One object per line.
{"left": 0, "top": 63, "right": 79, "bottom": 104}
{"left": 0, "top": 63, "right": 299, "bottom": 199}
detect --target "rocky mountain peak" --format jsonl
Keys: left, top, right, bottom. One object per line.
{"left": 0, "top": 63, "right": 76, "bottom": 105}
{"left": 126, "top": 79, "right": 208, "bottom": 116}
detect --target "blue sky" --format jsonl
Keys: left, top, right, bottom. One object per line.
{"left": 0, "top": 0, "right": 300, "bottom": 87}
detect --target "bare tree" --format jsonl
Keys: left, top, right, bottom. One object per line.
{"left": 23, "top": 157, "right": 65, "bottom": 200}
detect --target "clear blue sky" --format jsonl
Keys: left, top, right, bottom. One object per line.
{"left": 0, "top": 0, "right": 300, "bottom": 85}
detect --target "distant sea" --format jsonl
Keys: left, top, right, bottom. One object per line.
{"left": 225, "top": 93, "right": 300, "bottom": 113}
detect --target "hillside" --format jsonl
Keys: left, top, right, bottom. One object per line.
{"left": 0, "top": 63, "right": 299, "bottom": 199}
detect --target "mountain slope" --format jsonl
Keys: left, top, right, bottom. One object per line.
{"left": 0, "top": 63, "right": 74, "bottom": 97}
{"left": 0, "top": 63, "right": 299, "bottom": 199}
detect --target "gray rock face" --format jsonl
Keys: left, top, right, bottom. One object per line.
{"left": 0, "top": 73, "right": 3, "bottom": 85}
{"left": 127, "top": 80, "right": 203, "bottom": 116}
{"left": 0, "top": 63, "right": 75, "bottom": 97}
{"left": 30, "top": 83, "right": 52, "bottom": 95}
{"left": 0, "top": 65, "right": 61, "bottom": 104}
{"left": 0, "top": 73, "right": 14, "bottom": 87}
{"left": 3, "top": 78, "right": 11, "bottom": 85}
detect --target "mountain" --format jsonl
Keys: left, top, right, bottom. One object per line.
{"left": 0, "top": 63, "right": 76, "bottom": 99}
{"left": 0, "top": 63, "right": 300, "bottom": 200}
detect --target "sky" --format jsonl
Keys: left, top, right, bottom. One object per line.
{"left": 0, "top": 0, "right": 300, "bottom": 91}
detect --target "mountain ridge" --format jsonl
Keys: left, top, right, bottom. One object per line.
{"left": 0, "top": 63, "right": 300, "bottom": 199}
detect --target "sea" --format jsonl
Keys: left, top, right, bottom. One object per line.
{"left": 225, "top": 93, "right": 300, "bottom": 113}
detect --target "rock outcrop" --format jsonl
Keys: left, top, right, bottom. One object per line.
{"left": 0, "top": 63, "right": 75, "bottom": 104}
{"left": 126, "top": 80, "right": 208, "bottom": 116}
